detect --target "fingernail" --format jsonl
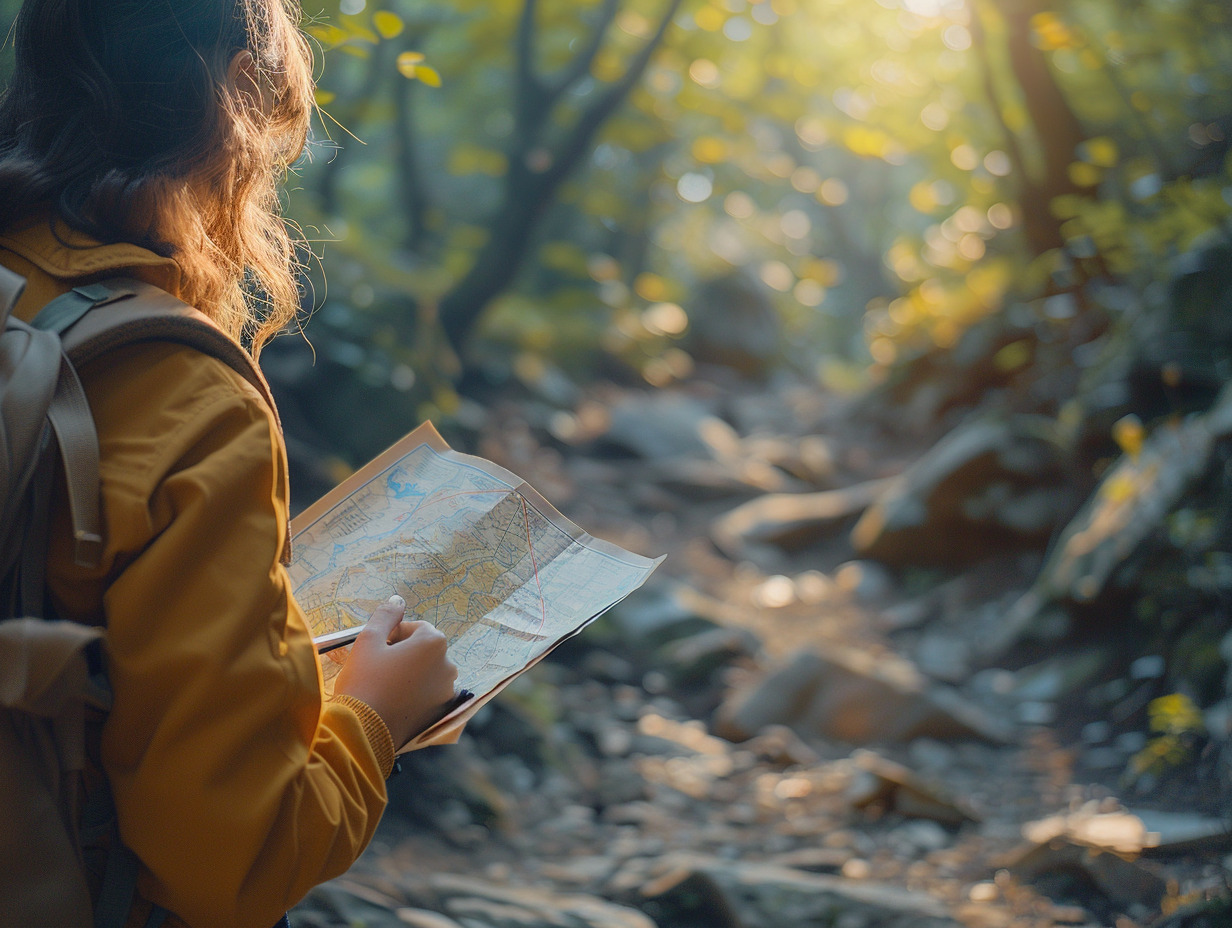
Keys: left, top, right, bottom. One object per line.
{"left": 388, "top": 594, "right": 406, "bottom": 608}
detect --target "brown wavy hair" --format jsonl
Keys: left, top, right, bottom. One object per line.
{"left": 0, "top": 0, "right": 314, "bottom": 354}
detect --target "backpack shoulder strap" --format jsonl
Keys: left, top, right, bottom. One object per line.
{"left": 0, "top": 263, "right": 27, "bottom": 324}
{"left": 40, "top": 278, "right": 293, "bottom": 565}
{"left": 45, "top": 278, "right": 282, "bottom": 426}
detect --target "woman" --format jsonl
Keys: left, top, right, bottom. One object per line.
{"left": 0, "top": 1, "right": 458, "bottom": 925}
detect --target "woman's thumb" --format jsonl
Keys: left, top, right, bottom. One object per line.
{"left": 362, "top": 594, "right": 407, "bottom": 642}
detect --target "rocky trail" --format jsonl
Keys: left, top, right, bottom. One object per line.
{"left": 291, "top": 371, "right": 1232, "bottom": 928}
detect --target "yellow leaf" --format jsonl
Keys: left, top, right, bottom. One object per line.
{"left": 633, "top": 272, "right": 670, "bottom": 302}
{"left": 695, "top": 7, "right": 727, "bottom": 30}
{"left": 373, "top": 11, "right": 404, "bottom": 39}
{"left": 1030, "top": 12, "right": 1077, "bottom": 50}
{"left": 540, "top": 242, "right": 590, "bottom": 275}
{"left": 691, "top": 137, "right": 727, "bottom": 164}
{"left": 1148, "top": 693, "right": 1205, "bottom": 736}
{"left": 799, "top": 257, "right": 841, "bottom": 286}
{"left": 908, "top": 181, "right": 938, "bottom": 213}
{"left": 1082, "top": 137, "right": 1119, "bottom": 168}
{"left": 396, "top": 51, "right": 426, "bottom": 77}
{"left": 414, "top": 65, "right": 442, "bottom": 87}
{"left": 993, "top": 340, "right": 1032, "bottom": 372}
{"left": 1068, "top": 161, "right": 1103, "bottom": 187}
{"left": 1101, "top": 472, "right": 1137, "bottom": 504}
{"left": 1050, "top": 194, "right": 1085, "bottom": 220}
{"left": 313, "top": 89, "right": 337, "bottom": 106}
{"left": 446, "top": 144, "right": 507, "bottom": 176}
{"left": 1113, "top": 414, "right": 1144, "bottom": 459}
{"left": 306, "top": 24, "right": 348, "bottom": 47}
{"left": 340, "top": 18, "right": 379, "bottom": 44}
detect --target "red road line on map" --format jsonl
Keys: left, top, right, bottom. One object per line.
{"left": 521, "top": 497, "right": 548, "bottom": 632}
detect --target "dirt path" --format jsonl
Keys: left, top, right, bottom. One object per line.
{"left": 294, "top": 376, "right": 1230, "bottom": 928}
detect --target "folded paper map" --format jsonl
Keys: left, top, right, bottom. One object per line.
{"left": 289, "top": 422, "right": 663, "bottom": 750}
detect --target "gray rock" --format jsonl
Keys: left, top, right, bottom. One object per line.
{"left": 851, "top": 415, "right": 1078, "bottom": 567}
{"left": 715, "top": 646, "right": 1014, "bottom": 746}
{"left": 395, "top": 910, "right": 468, "bottom": 928}
{"left": 627, "top": 854, "right": 957, "bottom": 927}
{"left": 1010, "top": 650, "right": 1112, "bottom": 702}
{"left": 744, "top": 724, "right": 822, "bottom": 767}
{"left": 1132, "top": 809, "right": 1232, "bottom": 857}
{"left": 846, "top": 750, "right": 981, "bottom": 825}
{"left": 432, "top": 874, "right": 659, "bottom": 928}
{"left": 891, "top": 820, "right": 953, "bottom": 854}
{"left": 606, "top": 584, "right": 718, "bottom": 652}
{"left": 999, "top": 835, "right": 1167, "bottom": 910}
{"left": 683, "top": 272, "right": 784, "bottom": 378}
{"left": 601, "top": 393, "right": 722, "bottom": 461}
{"left": 711, "top": 479, "right": 894, "bottom": 558}
{"left": 982, "top": 383, "right": 1232, "bottom": 656}
{"left": 914, "top": 633, "right": 971, "bottom": 683}
{"left": 654, "top": 626, "right": 760, "bottom": 686}
{"left": 833, "top": 560, "right": 895, "bottom": 602}
{"left": 296, "top": 882, "right": 411, "bottom": 928}
{"left": 595, "top": 758, "right": 650, "bottom": 806}
{"left": 648, "top": 457, "right": 789, "bottom": 500}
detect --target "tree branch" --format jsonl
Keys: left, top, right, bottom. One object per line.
{"left": 439, "top": 0, "right": 683, "bottom": 354}
{"left": 547, "top": 0, "right": 622, "bottom": 103}
{"left": 394, "top": 54, "right": 430, "bottom": 252}
{"left": 514, "top": 0, "right": 547, "bottom": 133}
{"left": 968, "top": 0, "right": 1030, "bottom": 185}
{"left": 315, "top": 40, "right": 392, "bottom": 215}
{"left": 543, "top": 0, "right": 681, "bottom": 190}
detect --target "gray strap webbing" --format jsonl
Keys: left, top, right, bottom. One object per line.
{"left": 34, "top": 289, "right": 103, "bottom": 335}
{"left": 82, "top": 781, "right": 148, "bottom": 928}
{"left": 0, "top": 263, "right": 26, "bottom": 323}
{"left": 93, "top": 839, "right": 140, "bottom": 928}
{"left": 17, "top": 440, "right": 55, "bottom": 617}
{"left": 46, "top": 355, "right": 104, "bottom": 568}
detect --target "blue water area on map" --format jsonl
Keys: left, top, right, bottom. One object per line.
{"left": 387, "top": 473, "right": 426, "bottom": 502}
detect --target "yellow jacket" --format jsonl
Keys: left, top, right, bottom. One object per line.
{"left": 0, "top": 217, "right": 395, "bottom": 927}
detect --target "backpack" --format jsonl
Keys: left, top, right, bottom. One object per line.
{"left": 0, "top": 265, "right": 281, "bottom": 928}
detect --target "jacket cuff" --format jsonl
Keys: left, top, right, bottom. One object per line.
{"left": 329, "top": 694, "right": 396, "bottom": 778}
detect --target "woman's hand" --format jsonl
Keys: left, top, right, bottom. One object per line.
{"left": 332, "top": 596, "right": 459, "bottom": 748}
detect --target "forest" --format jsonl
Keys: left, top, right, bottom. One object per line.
{"left": 3, "top": 0, "right": 1231, "bottom": 925}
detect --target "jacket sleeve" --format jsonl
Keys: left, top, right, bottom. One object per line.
{"left": 89, "top": 343, "right": 394, "bottom": 927}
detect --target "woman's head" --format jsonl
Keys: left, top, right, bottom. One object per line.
{"left": 0, "top": 0, "right": 314, "bottom": 351}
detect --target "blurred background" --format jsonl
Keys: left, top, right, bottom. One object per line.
{"left": 4, "top": 0, "right": 1232, "bottom": 924}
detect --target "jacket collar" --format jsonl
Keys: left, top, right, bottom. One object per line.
{"left": 0, "top": 215, "right": 183, "bottom": 296}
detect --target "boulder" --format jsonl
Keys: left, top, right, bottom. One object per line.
{"left": 711, "top": 478, "right": 895, "bottom": 558}
{"left": 998, "top": 835, "right": 1167, "bottom": 915}
{"left": 982, "top": 381, "right": 1232, "bottom": 657}
{"left": 846, "top": 750, "right": 981, "bottom": 825}
{"left": 851, "top": 415, "right": 1079, "bottom": 567}
{"left": 432, "top": 874, "right": 658, "bottom": 928}
{"left": 597, "top": 393, "right": 723, "bottom": 461}
{"left": 300, "top": 873, "right": 662, "bottom": 928}
{"left": 683, "top": 273, "right": 784, "bottom": 379}
{"left": 715, "top": 646, "right": 1013, "bottom": 745}
{"left": 625, "top": 854, "right": 958, "bottom": 928}
{"left": 653, "top": 626, "right": 760, "bottom": 687}
{"left": 605, "top": 584, "right": 720, "bottom": 653}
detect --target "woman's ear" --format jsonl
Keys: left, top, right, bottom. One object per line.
{"left": 228, "top": 50, "right": 272, "bottom": 118}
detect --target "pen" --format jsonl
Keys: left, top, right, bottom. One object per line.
{"left": 315, "top": 626, "right": 362, "bottom": 654}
